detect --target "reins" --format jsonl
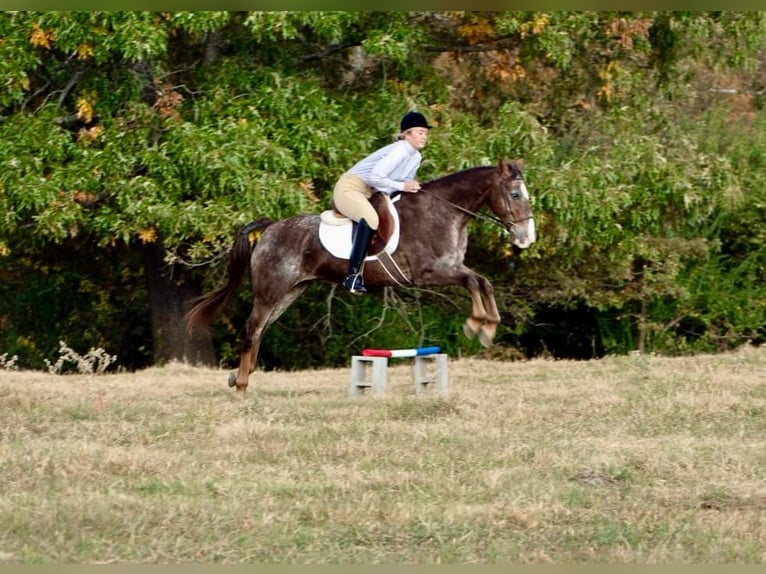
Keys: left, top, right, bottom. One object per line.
{"left": 418, "top": 179, "right": 533, "bottom": 232}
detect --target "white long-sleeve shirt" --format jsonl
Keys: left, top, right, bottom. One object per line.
{"left": 346, "top": 139, "right": 422, "bottom": 194}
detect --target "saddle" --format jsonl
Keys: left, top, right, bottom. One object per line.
{"left": 319, "top": 192, "right": 400, "bottom": 258}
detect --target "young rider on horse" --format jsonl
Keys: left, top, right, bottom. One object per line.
{"left": 332, "top": 110, "right": 432, "bottom": 294}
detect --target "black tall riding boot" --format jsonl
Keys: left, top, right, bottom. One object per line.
{"left": 342, "top": 218, "right": 374, "bottom": 295}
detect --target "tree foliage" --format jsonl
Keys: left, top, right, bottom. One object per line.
{"left": 1, "top": 11, "right": 764, "bottom": 370}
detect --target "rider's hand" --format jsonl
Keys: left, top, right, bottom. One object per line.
{"left": 403, "top": 180, "right": 421, "bottom": 193}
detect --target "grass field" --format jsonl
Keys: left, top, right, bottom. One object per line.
{"left": 0, "top": 345, "right": 764, "bottom": 564}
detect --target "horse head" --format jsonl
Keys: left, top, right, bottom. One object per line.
{"left": 490, "top": 159, "right": 536, "bottom": 250}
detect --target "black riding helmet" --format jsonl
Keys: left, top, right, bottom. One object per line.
{"left": 400, "top": 111, "right": 432, "bottom": 132}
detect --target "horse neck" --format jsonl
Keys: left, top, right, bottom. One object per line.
{"left": 424, "top": 166, "right": 494, "bottom": 212}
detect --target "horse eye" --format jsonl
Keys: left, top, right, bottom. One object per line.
{"left": 511, "top": 191, "right": 520, "bottom": 200}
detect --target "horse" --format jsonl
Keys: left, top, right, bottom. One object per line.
{"left": 185, "top": 159, "right": 536, "bottom": 394}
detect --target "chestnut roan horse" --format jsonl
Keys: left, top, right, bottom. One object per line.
{"left": 185, "top": 159, "right": 536, "bottom": 394}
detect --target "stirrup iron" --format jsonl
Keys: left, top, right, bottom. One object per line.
{"left": 343, "top": 273, "right": 367, "bottom": 294}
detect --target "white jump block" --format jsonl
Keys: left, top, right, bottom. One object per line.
{"left": 350, "top": 355, "right": 388, "bottom": 397}
{"left": 413, "top": 353, "right": 449, "bottom": 395}
{"left": 350, "top": 353, "right": 448, "bottom": 397}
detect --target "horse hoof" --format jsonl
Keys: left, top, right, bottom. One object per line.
{"left": 479, "top": 328, "right": 495, "bottom": 348}
{"left": 463, "top": 322, "right": 477, "bottom": 339}
{"left": 228, "top": 371, "right": 237, "bottom": 387}
{"left": 479, "top": 319, "right": 497, "bottom": 347}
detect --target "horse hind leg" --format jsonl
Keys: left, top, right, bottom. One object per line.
{"left": 229, "top": 302, "right": 268, "bottom": 394}
{"left": 229, "top": 285, "right": 307, "bottom": 395}
{"left": 228, "top": 340, "right": 263, "bottom": 389}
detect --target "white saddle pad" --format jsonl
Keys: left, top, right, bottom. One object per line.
{"left": 318, "top": 195, "right": 401, "bottom": 260}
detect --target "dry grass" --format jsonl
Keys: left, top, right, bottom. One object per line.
{"left": 0, "top": 346, "right": 764, "bottom": 563}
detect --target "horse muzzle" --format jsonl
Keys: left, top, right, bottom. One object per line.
{"left": 510, "top": 217, "right": 536, "bottom": 249}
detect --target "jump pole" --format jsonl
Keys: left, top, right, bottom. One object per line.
{"left": 350, "top": 346, "right": 448, "bottom": 397}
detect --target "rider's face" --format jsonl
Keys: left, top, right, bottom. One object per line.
{"left": 404, "top": 127, "right": 429, "bottom": 150}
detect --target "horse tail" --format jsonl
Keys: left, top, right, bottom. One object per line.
{"left": 185, "top": 218, "right": 274, "bottom": 332}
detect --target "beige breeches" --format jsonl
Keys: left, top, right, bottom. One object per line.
{"left": 332, "top": 173, "right": 380, "bottom": 230}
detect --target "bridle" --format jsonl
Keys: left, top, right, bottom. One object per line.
{"left": 419, "top": 174, "right": 534, "bottom": 232}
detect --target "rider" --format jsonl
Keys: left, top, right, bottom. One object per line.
{"left": 332, "top": 110, "right": 432, "bottom": 294}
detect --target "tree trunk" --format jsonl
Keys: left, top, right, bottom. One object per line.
{"left": 637, "top": 296, "right": 648, "bottom": 355}
{"left": 202, "top": 30, "right": 224, "bottom": 66}
{"left": 142, "top": 242, "right": 216, "bottom": 366}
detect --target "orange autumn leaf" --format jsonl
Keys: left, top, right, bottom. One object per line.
{"left": 71, "top": 191, "right": 98, "bottom": 204}
{"left": 458, "top": 18, "right": 496, "bottom": 45}
{"left": 77, "top": 125, "right": 103, "bottom": 142}
{"left": 76, "top": 98, "right": 94, "bottom": 123}
{"left": 77, "top": 43, "right": 94, "bottom": 60}
{"left": 29, "top": 24, "right": 53, "bottom": 49}
{"left": 138, "top": 228, "right": 158, "bottom": 244}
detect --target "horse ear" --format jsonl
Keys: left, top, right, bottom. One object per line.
{"left": 515, "top": 158, "right": 524, "bottom": 168}
{"left": 497, "top": 158, "right": 509, "bottom": 174}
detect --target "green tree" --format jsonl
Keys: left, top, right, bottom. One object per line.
{"left": 1, "top": 11, "right": 765, "bottom": 369}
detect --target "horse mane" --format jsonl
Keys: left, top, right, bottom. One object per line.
{"left": 420, "top": 160, "right": 523, "bottom": 193}
{"left": 421, "top": 165, "right": 492, "bottom": 191}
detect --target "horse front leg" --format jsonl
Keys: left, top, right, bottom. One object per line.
{"left": 426, "top": 266, "right": 500, "bottom": 348}
{"left": 462, "top": 275, "right": 488, "bottom": 341}
{"left": 475, "top": 275, "right": 501, "bottom": 348}
{"left": 459, "top": 271, "right": 500, "bottom": 348}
